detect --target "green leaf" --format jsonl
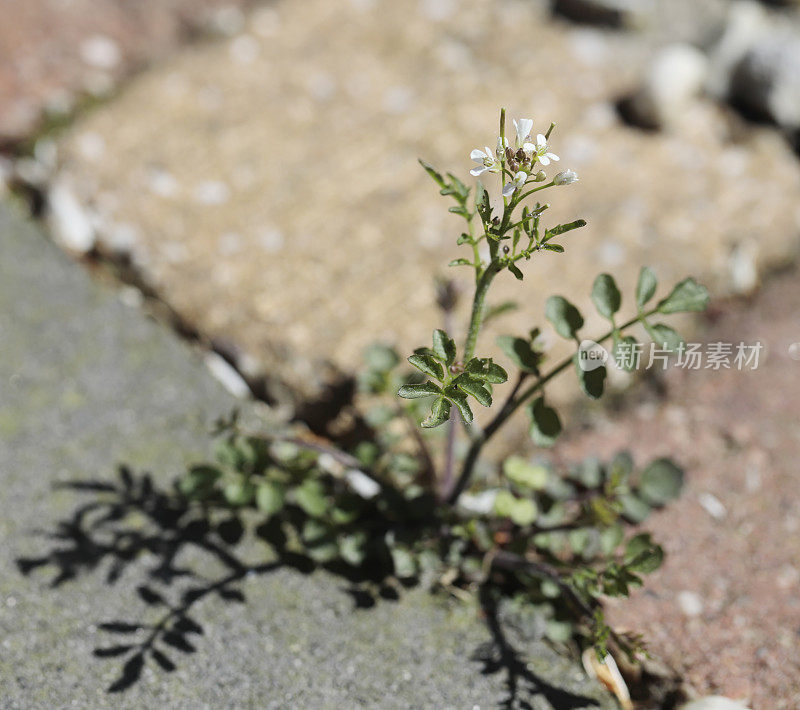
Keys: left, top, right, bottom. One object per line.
{"left": 421, "top": 397, "right": 451, "bottom": 428}
{"left": 214, "top": 440, "right": 244, "bottom": 470}
{"left": 639, "top": 458, "right": 684, "bottom": 506}
{"left": 625, "top": 533, "right": 664, "bottom": 573}
{"left": 256, "top": 481, "right": 285, "bottom": 515}
{"left": 600, "top": 525, "right": 624, "bottom": 555}
{"left": 448, "top": 205, "right": 470, "bottom": 218}
{"left": 390, "top": 547, "right": 418, "bottom": 579}
{"left": 544, "top": 219, "right": 587, "bottom": 240}
{"left": 407, "top": 353, "right": 445, "bottom": 380}
{"left": 546, "top": 296, "right": 584, "bottom": 339}
{"left": 294, "top": 479, "right": 329, "bottom": 518}
{"left": 179, "top": 466, "right": 221, "bottom": 499}
{"left": 591, "top": 273, "right": 621, "bottom": 320}
{"left": 339, "top": 532, "right": 368, "bottom": 566}
{"left": 363, "top": 343, "right": 400, "bottom": 372}
{"left": 431, "top": 329, "right": 457, "bottom": 365}
{"left": 448, "top": 258, "right": 473, "bottom": 267}
{"left": 657, "top": 277, "right": 709, "bottom": 314}
{"left": 527, "top": 396, "right": 562, "bottom": 447}
{"left": 475, "top": 180, "right": 491, "bottom": 222}
{"left": 496, "top": 335, "right": 540, "bottom": 373}
{"left": 455, "top": 375, "right": 492, "bottom": 407}
{"left": 397, "top": 382, "right": 442, "bottom": 399}
{"left": 645, "top": 322, "right": 684, "bottom": 352}
{"left": 445, "top": 388, "right": 473, "bottom": 424}
{"left": 494, "top": 490, "right": 538, "bottom": 526}
{"left": 542, "top": 243, "right": 564, "bottom": 253}
{"left": 619, "top": 493, "right": 651, "bottom": 523}
{"left": 636, "top": 266, "right": 657, "bottom": 309}
{"left": 456, "top": 233, "right": 472, "bottom": 245}
{"left": 503, "top": 456, "right": 548, "bottom": 490}
{"left": 223, "top": 479, "right": 255, "bottom": 506}
{"left": 508, "top": 262, "right": 524, "bottom": 281}
{"left": 574, "top": 354, "right": 606, "bottom": 399}
{"left": 465, "top": 357, "right": 508, "bottom": 384}
{"left": 418, "top": 159, "right": 446, "bottom": 188}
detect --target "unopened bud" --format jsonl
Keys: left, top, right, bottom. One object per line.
{"left": 533, "top": 170, "right": 547, "bottom": 182}
{"left": 553, "top": 169, "right": 579, "bottom": 186}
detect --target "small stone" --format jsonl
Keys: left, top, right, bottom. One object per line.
{"left": 706, "top": 1, "right": 769, "bottom": 98}
{"left": 623, "top": 44, "right": 709, "bottom": 129}
{"left": 193, "top": 180, "right": 230, "bottom": 205}
{"left": 79, "top": 35, "right": 122, "bottom": 70}
{"left": 679, "top": 698, "right": 750, "bottom": 710}
{"left": 553, "top": 0, "right": 653, "bottom": 27}
{"left": 698, "top": 492, "right": 727, "bottom": 520}
{"left": 229, "top": 35, "right": 260, "bottom": 64}
{"left": 47, "top": 182, "right": 95, "bottom": 253}
{"left": 677, "top": 590, "right": 704, "bottom": 617}
{"left": 730, "top": 32, "right": 800, "bottom": 131}
{"left": 203, "top": 352, "right": 251, "bottom": 399}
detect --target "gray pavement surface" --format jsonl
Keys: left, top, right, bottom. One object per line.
{"left": 0, "top": 203, "right": 613, "bottom": 709}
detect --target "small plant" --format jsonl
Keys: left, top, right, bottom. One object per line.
{"left": 27, "top": 110, "right": 709, "bottom": 692}
{"left": 182, "top": 110, "right": 708, "bottom": 657}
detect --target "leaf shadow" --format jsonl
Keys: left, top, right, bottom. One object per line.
{"left": 474, "top": 586, "right": 600, "bottom": 710}
{"left": 17, "top": 465, "right": 600, "bottom": 706}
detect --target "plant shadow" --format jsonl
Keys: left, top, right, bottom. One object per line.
{"left": 17, "top": 465, "right": 601, "bottom": 708}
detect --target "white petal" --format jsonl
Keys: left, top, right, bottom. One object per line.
{"left": 484, "top": 146, "right": 494, "bottom": 158}
{"left": 470, "top": 148, "right": 488, "bottom": 162}
{"left": 539, "top": 155, "right": 550, "bottom": 166}
{"left": 518, "top": 118, "right": 533, "bottom": 138}
{"left": 547, "top": 152, "right": 560, "bottom": 162}
{"left": 522, "top": 142, "right": 535, "bottom": 154}
{"left": 470, "top": 166, "right": 489, "bottom": 176}
{"left": 537, "top": 133, "right": 547, "bottom": 147}
{"left": 516, "top": 171, "right": 528, "bottom": 184}
{"left": 502, "top": 182, "right": 516, "bottom": 197}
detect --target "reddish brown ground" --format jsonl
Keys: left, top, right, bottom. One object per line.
{"left": 0, "top": 0, "right": 252, "bottom": 143}
{"left": 560, "top": 267, "right": 800, "bottom": 709}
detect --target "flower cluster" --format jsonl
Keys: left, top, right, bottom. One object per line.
{"left": 470, "top": 116, "right": 578, "bottom": 198}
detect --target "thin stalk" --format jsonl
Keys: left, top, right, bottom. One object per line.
{"left": 463, "top": 262, "right": 500, "bottom": 361}
{"left": 448, "top": 308, "right": 657, "bottom": 504}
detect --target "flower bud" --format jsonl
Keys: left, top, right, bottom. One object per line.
{"left": 532, "top": 170, "right": 547, "bottom": 182}
{"left": 554, "top": 169, "right": 579, "bottom": 186}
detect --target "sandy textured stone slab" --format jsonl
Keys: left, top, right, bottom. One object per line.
{"left": 559, "top": 265, "right": 800, "bottom": 708}
{"left": 0, "top": 203, "right": 614, "bottom": 709}
{"left": 52, "top": 0, "right": 800, "bottom": 403}
{"left": 0, "top": 0, "right": 253, "bottom": 143}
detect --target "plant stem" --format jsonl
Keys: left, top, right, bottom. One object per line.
{"left": 448, "top": 308, "right": 657, "bottom": 504}
{"left": 463, "top": 262, "right": 500, "bottom": 361}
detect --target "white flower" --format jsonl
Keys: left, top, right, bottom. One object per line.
{"left": 512, "top": 118, "right": 533, "bottom": 148}
{"left": 502, "top": 170, "right": 527, "bottom": 197}
{"left": 531, "top": 133, "right": 559, "bottom": 166}
{"left": 470, "top": 145, "right": 500, "bottom": 176}
{"left": 554, "top": 169, "right": 579, "bottom": 185}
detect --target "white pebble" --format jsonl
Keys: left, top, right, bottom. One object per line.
{"left": 204, "top": 353, "right": 251, "bottom": 399}
{"left": 193, "top": 180, "right": 230, "bottom": 205}
{"left": 698, "top": 492, "right": 727, "bottom": 520}
{"left": 80, "top": 35, "right": 121, "bottom": 70}
{"left": 677, "top": 590, "right": 704, "bottom": 617}
{"left": 47, "top": 182, "right": 95, "bottom": 253}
